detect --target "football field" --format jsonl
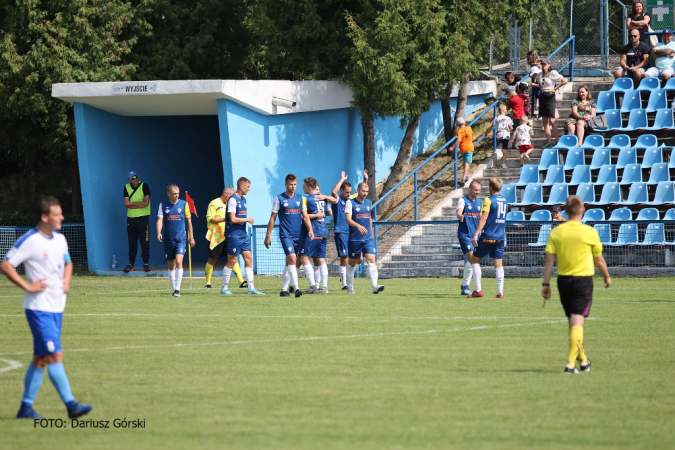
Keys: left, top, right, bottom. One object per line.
{"left": 1, "top": 275, "right": 673, "bottom": 449}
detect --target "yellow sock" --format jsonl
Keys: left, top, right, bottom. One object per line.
{"left": 205, "top": 263, "right": 214, "bottom": 285}
{"left": 567, "top": 326, "right": 585, "bottom": 367}
{"left": 233, "top": 262, "right": 244, "bottom": 284}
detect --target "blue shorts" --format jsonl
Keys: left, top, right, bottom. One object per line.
{"left": 227, "top": 236, "right": 251, "bottom": 256}
{"left": 461, "top": 152, "right": 473, "bottom": 163}
{"left": 164, "top": 239, "right": 187, "bottom": 260}
{"left": 473, "top": 237, "right": 505, "bottom": 260}
{"left": 25, "top": 310, "right": 63, "bottom": 357}
{"left": 334, "top": 233, "right": 349, "bottom": 257}
{"left": 279, "top": 237, "right": 301, "bottom": 256}
{"left": 457, "top": 233, "right": 475, "bottom": 254}
{"left": 308, "top": 236, "right": 327, "bottom": 258}
{"left": 348, "top": 237, "right": 376, "bottom": 259}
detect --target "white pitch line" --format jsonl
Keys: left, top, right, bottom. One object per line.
{"left": 0, "top": 313, "right": 568, "bottom": 320}
{"left": 0, "top": 358, "right": 23, "bottom": 373}
{"left": 0, "top": 319, "right": 567, "bottom": 357}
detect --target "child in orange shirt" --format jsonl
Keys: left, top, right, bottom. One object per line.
{"left": 446, "top": 116, "right": 474, "bottom": 187}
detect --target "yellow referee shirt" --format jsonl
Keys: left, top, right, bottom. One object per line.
{"left": 205, "top": 197, "right": 226, "bottom": 250}
{"left": 545, "top": 221, "right": 603, "bottom": 276}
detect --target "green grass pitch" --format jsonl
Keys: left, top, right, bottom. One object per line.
{"left": 1, "top": 275, "right": 674, "bottom": 449}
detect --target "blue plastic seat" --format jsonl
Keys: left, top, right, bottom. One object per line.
{"left": 645, "top": 90, "right": 668, "bottom": 113}
{"left": 669, "top": 155, "right": 675, "bottom": 169}
{"left": 609, "top": 208, "right": 632, "bottom": 221}
{"left": 569, "top": 165, "right": 591, "bottom": 185}
{"left": 635, "top": 134, "right": 659, "bottom": 149}
{"left": 515, "top": 165, "right": 540, "bottom": 187}
{"left": 620, "top": 91, "right": 642, "bottom": 112}
{"left": 635, "top": 77, "right": 660, "bottom": 93}
{"left": 582, "top": 135, "right": 604, "bottom": 150}
{"left": 538, "top": 149, "right": 560, "bottom": 171}
{"left": 595, "top": 91, "right": 616, "bottom": 114}
{"left": 608, "top": 223, "right": 639, "bottom": 246}
{"left": 589, "top": 149, "right": 611, "bottom": 170}
{"left": 594, "top": 223, "right": 612, "bottom": 244}
{"left": 501, "top": 184, "right": 517, "bottom": 204}
{"left": 646, "top": 163, "right": 670, "bottom": 185}
{"left": 576, "top": 183, "right": 596, "bottom": 203}
{"left": 636, "top": 208, "right": 660, "bottom": 221}
{"left": 664, "top": 208, "right": 675, "bottom": 220}
{"left": 553, "top": 135, "right": 579, "bottom": 149}
{"left": 638, "top": 223, "right": 666, "bottom": 245}
{"left": 542, "top": 165, "right": 565, "bottom": 185}
{"left": 646, "top": 108, "right": 675, "bottom": 131}
{"left": 595, "top": 164, "right": 618, "bottom": 184}
{"left": 512, "top": 183, "right": 543, "bottom": 206}
{"left": 606, "top": 134, "right": 631, "bottom": 150}
{"left": 590, "top": 182, "right": 622, "bottom": 205}
{"left": 528, "top": 224, "right": 552, "bottom": 247}
{"left": 619, "top": 182, "right": 648, "bottom": 205}
{"left": 616, "top": 147, "right": 637, "bottom": 170}
{"left": 561, "top": 211, "right": 569, "bottom": 220}
{"left": 619, "top": 164, "right": 643, "bottom": 185}
{"left": 647, "top": 181, "right": 675, "bottom": 205}
{"left": 543, "top": 183, "right": 569, "bottom": 206}
{"left": 609, "top": 77, "right": 634, "bottom": 92}
{"left": 506, "top": 210, "right": 525, "bottom": 221}
{"left": 618, "top": 109, "right": 647, "bottom": 131}
{"left": 599, "top": 109, "right": 623, "bottom": 131}
{"left": 663, "top": 77, "right": 675, "bottom": 92}
{"left": 583, "top": 208, "right": 606, "bottom": 222}
{"left": 530, "top": 209, "right": 552, "bottom": 221}
{"left": 641, "top": 147, "right": 663, "bottom": 168}
{"left": 563, "top": 148, "right": 585, "bottom": 170}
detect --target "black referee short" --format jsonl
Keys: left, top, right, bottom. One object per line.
{"left": 557, "top": 276, "right": 593, "bottom": 317}
{"left": 208, "top": 240, "right": 227, "bottom": 260}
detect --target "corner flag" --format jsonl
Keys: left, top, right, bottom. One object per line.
{"left": 185, "top": 191, "right": 198, "bottom": 217}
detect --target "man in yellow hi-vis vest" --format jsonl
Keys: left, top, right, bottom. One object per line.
{"left": 123, "top": 171, "right": 151, "bottom": 272}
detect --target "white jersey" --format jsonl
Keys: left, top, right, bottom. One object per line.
{"left": 4, "top": 228, "right": 70, "bottom": 313}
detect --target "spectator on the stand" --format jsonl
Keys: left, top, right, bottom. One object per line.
{"left": 565, "top": 85, "right": 597, "bottom": 145}
{"left": 614, "top": 29, "right": 651, "bottom": 86}
{"left": 626, "top": 0, "right": 651, "bottom": 46}
{"left": 504, "top": 72, "right": 521, "bottom": 88}
{"left": 518, "top": 82, "right": 531, "bottom": 120}
{"left": 644, "top": 29, "right": 675, "bottom": 83}
{"left": 536, "top": 58, "right": 567, "bottom": 148}
{"left": 507, "top": 86, "right": 525, "bottom": 124}
{"left": 492, "top": 103, "right": 513, "bottom": 170}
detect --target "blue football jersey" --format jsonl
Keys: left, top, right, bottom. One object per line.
{"left": 159, "top": 200, "right": 188, "bottom": 242}
{"left": 331, "top": 197, "right": 350, "bottom": 234}
{"left": 305, "top": 194, "right": 328, "bottom": 238}
{"left": 346, "top": 198, "right": 373, "bottom": 242}
{"left": 226, "top": 194, "right": 248, "bottom": 239}
{"left": 480, "top": 194, "right": 508, "bottom": 240}
{"left": 457, "top": 196, "right": 482, "bottom": 236}
{"left": 274, "top": 193, "right": 303, "bottom": 239}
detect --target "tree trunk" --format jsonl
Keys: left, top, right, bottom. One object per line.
{"left": 377, "top": 114, "right": 421, "bottom": 217}
{"left": 440, "top": 84, "right": 453, "bottom": 143}
{"left": 71, "top": 159, "right": 82, "bottom": 215}
{"left": 361, "top": 107, "right": 376, "bottom": 202}
{"left": 454, "top": 74, "right": 470, "bottom": 133}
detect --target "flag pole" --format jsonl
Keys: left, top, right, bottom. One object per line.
{"left": 188, "top": 229, "right": 192, "bottom": 289}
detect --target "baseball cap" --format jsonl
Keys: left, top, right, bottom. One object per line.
{"left": 456, "top": 117, "right": 466, "bottom": 126}
{"left": 551, "top": 205, "right": 562, "bottom": 212}
{"left": 505, "top": 85, "right": 516, "bottom": 93}
{"left": 127, "top": 171, "right": 138, "bottom": 180}
{"left": 662, "top": 29, "right": 673, "bottom": 35}
{"left": 541, "top": 58, "right": 551, "bottom": 65}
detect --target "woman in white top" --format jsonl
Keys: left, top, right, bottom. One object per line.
{"left": 534, "top": 58, "right": 567, "bottom": 148}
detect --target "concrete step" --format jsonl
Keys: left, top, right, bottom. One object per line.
{"left": 390, "top": 253, "right": 457, "bottom": 262}
{"left": 383, "top": 260, "right": 453, "bottom": 269}
{"left": 422, "top": 224, "right": 456, "bottom": 235}
{"left": 411, "top": 235, "right": 454, "bottom": 245}
{"left": 378, "top": 267, "right": 459, "bottom": 279}
{"left": 401, "top": 244, "right": 456, "bottom": 254}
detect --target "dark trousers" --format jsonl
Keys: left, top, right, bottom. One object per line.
{"left": 127, "top": 216, "right": 150, "bottom": 265}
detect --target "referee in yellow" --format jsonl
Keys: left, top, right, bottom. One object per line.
{"left": 204, "top": 187, "right": 245, "bottom": 289}
{"left": 542, "top": 195, "right": 611, "bottom": 374}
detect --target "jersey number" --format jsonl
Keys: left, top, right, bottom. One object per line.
{"left": 497, "top": 201, "right": 508, "bottom": 219}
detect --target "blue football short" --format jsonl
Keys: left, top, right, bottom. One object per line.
{"left": 334, "top": 233, "right": 348, "bottom": 257}
{"left": 227, "top": 236, "right": 251, "bottom": 256}
{"left": 25, "top": 310, "right": 63, "bottom": 357}
{"left": 279, "top": 237, "right": 301, "bottom": 256}
{"left": 164, "top": 239, "right": 187, "bottom": 260}
{"left": 473, "top": 237, "right": 505, "bottom": 260}
{"left": 457, "top": 232, "right": 475, "bottom": 254}
{"left": 308, "top": 236, "right": 327, "bottom": 258}
{"left": 348, "top": 237, "right": 376, "bottom": 259}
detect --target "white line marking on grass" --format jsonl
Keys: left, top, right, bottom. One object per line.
{"left": 0, "top": 319, "right": 568, "bottom": 357}
{"left": 0, "top": 358, "right": 23, "bottom": 373}
{"left": 0, "top": 313, "right": 567, "bottom": 320}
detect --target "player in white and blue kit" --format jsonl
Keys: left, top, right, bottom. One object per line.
{"left": 156, "top": 184, "right": 195, "bottom": 297}
{"left": 456, "top": 180, "right": 482, "bottom": 295}
{"left": 1, "top": 196, "right": 92, "bottom": 419}
{"left": 264, "top": 174, "right": 310, "bottom": 297}
{"left": 303, "top": 179, "right": 336, "bottom": 293}
{"left": 470, "top": 178, "right": 509, "bottom": 299}
{"left": 222, "top": 177, "right": 265, "bottom": 295}
{"left": 345, "top": 182, "right": 384, "bottom": 294}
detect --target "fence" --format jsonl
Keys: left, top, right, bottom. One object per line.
{"left": 0, "top": 224, "right": 88, "bottom": 273}
{"left": 252, "top": 221, "right": 675, "bottom": 278}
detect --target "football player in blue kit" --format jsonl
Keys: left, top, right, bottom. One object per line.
{"left": 303, "top": 178, "right": 336, "bottom": 293}
{"left": 456, "top": 180, "right": 482, "bottom": 296}
{"left": 345, "top": 181, "right": 384, "bottom": 294}
{"left": 469, "top": 178, "right": 509, "bottom": 299}
{"left": 156, "top": 184, "right": 196, "bottom": 297}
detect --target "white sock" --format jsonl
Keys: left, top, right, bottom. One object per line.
{"left": 281, "top": 266, "right": 290, "bottom": 291}
{"left": 496, "top": 266, "right": 504, "bottom": 294}
{"left": 462, "top": 261, "right": 473, "bottom": 286}
{"left": 339, "top": 265, "right": 347, "bottom": 287}
{"left": 246, "top": 268, "right": 254, "bottom": 291}
{"left": 303, "top": 264, "right": 316, "bottom": 288}
{"left": 288, "top": 265, "right": 299, "bottom": 290}
{"left": 175, "top": 268, "right": 183, "bottom": 291}
{"left": 169, "top": 269, "right": 176, "bottom": 291}
{"left": 346, "top": 264, "right": 357, "bottom": 289}
{"left": 368, "top": 263, "right": 379, "bottom": 289}
{"left": 222, "top": 267, "right": 232, "bottom": 290}
{"left": 314, "top": 264, "right": 321, "bottom": 287}
{"left": 472, "top": 263, "right": 482, "bottom": 292}
{"left": 320, "top": 264, "right": 329, "bottom": 288}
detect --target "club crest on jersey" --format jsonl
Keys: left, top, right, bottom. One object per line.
{"left": 177, "top": 208, "right": 182, "bottom": 213}
{"left": 296, "top": 201, "right": 300, "bottom": 206}
{"left": 283, "top": 202, "right": 288, "bottom": 207}
{"left": 165, "top": 208, "right": 170, "bottom": 214}
{"left": 355, "top": 207, "right": 360, "bottom": 212}
{"left": 468, "top": 205, "right": 472, "bottom": 210}
{"left": 287, "top": 247, "right": 292, "bottom": 252}
{"left": 42, "top": 252, "right": 48, "bottom": 260}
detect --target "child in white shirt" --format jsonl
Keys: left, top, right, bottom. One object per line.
{"left": 492, "top": 103, "right": 513, "bottom": 169}
{"left": 511, "top": 115, "right": 534, "bottom": 167}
